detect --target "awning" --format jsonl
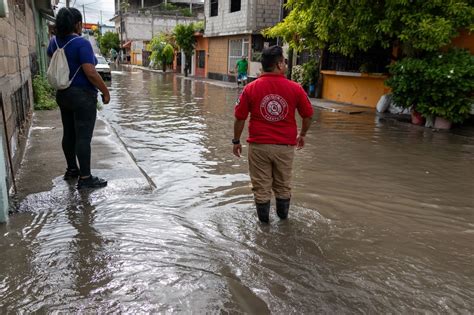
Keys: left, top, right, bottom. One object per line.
{"left": 122, "top": 41, "right": 132, "bottom": 49}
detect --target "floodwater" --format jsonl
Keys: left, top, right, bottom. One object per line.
{"left": 1, "top": 68, "right": 473, "bottom": 313}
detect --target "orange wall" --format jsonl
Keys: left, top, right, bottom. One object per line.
{"left": 321, "top": 71, "right": 390, "bottom": 108}
{"left": 195, "top": 36, "right": 209, "bottom": 77}
{"left": 451, "top": 30, "right": 474, "bottom": 54}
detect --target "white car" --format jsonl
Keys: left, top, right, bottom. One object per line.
{"left": 95, "top": 55, "right": 111, "bottom": 80}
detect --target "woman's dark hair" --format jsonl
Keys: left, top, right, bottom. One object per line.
{"left": 55, "top": 7, "right": 82, "bottom": 38}
{"left": 261, "top": 45, "right": 284, "bottom": 72}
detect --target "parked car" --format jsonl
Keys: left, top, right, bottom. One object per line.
{"left": 95, "top": 55, "right": 111, "bottom": 81}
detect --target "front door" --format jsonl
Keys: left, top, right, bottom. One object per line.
{"left": 195, "top": 50, "right": 206, "bottom": 77}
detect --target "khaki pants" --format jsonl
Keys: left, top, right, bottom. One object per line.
{"left": 248, "top": 143, "right": 295, "bottom": 203}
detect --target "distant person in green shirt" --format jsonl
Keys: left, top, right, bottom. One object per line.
{"left": 235, "top": 56, "right": 248, "bottom": 87}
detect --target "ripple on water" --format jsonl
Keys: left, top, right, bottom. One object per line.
{"left": 1, "top": 69, "right": 473, "bottom": 313}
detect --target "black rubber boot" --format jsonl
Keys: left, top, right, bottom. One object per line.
{"left": 276, "top": 198, "right": 290, "bottom": 219}
{"left": 256, "top": 201, "right": 270, "bottom": 223}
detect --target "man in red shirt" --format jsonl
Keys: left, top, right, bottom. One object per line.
{"left": 233, "top": 45, "right": 314, "bottom": 223}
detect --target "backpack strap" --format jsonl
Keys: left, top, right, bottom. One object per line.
{"left": 69, "top": 65, "right": 82, "bottom": 85}
{"left": 62, "top": 36, "right": 80, "bottom": 49}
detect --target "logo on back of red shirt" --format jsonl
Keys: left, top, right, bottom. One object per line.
{"left": 260, "top": 94, "right": 289, "bottom": 122}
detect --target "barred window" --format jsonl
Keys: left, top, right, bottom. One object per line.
{"left": 228, "top": 38, "right": 249, "bottom": 72}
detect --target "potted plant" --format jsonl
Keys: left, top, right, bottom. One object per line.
{"left": 387, "top": 49, "right": 474, "bottom": 129}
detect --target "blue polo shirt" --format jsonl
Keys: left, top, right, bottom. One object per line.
{"left": 47, "top": 35, "right": 97, "bottom": 92}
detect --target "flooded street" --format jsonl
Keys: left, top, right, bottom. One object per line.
{"left": 1, "top": 68, "right": 473, "bottom": 313}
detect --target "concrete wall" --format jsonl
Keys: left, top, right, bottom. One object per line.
{"left": 123, "top": 14, "right": 201, "bottom": 42}
{"left": 204, "top": 0, "right": 281, "bottom": 37}
{"left": 0, "top": 128, "right": 8, "bottom": 223}
{"left": 254, "top": 0, "right": 281, "bottom": 31}
{"left": 321, "top": 71, "right": 390, "bottom": 108}
{"left": 205, "top": 0, "right": 251, "bottom": 37}
{"left": 0, "top": 0, "right": 35, "bottom": 205}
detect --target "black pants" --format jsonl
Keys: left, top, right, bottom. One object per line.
{"left": 56, "top": 87, "right": 97, "bottom": 177}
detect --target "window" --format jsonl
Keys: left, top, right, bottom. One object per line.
{"left": 230, "top": 0, "right": 241, "bottom": 12}
{"left": 322, "top": 46, "right": 391, "bottom": 73}
{"left": 11, "top": 82, "right": 30, "bottom": 130}
{"left": 228, "top": 38, "right": 249, "bottom": 72}
{"left": 210, "top": 0, "right": 218, "bottom": 16}
{"left": 197, "top": 50, "right": 205, "bottom": 69}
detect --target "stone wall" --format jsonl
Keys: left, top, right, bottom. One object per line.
{"left": 0, "top": 0, "right": 36, "bottom": 188}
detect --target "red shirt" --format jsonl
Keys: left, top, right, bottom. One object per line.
{"left": 234, "top": 73, "right": 314, "bottom": 145}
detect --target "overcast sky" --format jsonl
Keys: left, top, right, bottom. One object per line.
{"left": 57, "top": 0, "right": 116, "bottom": 26}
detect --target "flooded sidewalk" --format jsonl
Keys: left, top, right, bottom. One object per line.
{"left": 1, "top": 69, "right": 473, "bottom": 313}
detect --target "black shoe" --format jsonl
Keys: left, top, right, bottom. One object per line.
{"left": 64, "top": 168, "right": 80, "bottom": 180}
{"left": 276, "top": 198, "right": 290, "bottom": 219}
{"left": 77, "top": 176, "right": 107, "bottom": 189}
{"left": 256, "top": 201, "right": 270, "bottom": 223}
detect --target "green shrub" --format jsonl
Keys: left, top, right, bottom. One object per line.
{"left": 161, "top": 3, "right": 177, "bottom": 11}
{"left": 302, "top": 60, "right": 319, "bottom": 87}
{"left": 32, "top": 75, "right": 57, "bottom": 110}
{"left": 387, "top": 49, "right": 474, "bottom": 124}
{"left": 180, "top": 8, "right": 193, "bottom": 17}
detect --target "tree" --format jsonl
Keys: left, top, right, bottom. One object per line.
{"left": 264, "top": 0, "right": 474, "bottom": 57}
{"left": 173, "top": 23, "right": 196, "bottom": 76}
{"left": 147, "top": 34, "right": 175, "bottom": 72}
{"left": 99, "top": 32, "right": 120, "bottom": 57}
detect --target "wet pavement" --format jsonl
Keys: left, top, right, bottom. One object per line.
{"left": 1, "top": 67, "right": 473, "bottom": 313}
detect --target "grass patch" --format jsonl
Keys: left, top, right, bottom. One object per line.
{"left": 32, "top": 75, "right": 57, "bottom": 110}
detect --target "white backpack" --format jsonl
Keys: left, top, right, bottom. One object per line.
{"left": 47, "top": 36, "right": 81, "bottom": 90}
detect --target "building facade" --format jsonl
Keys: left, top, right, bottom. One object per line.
{"left": 0, "top": 0, "right": 56, "bottom": 221}
{"left": 113, "top": 0, "right": 204, "bottom": 66}
{"left": 204, "top": 0, "right": 281, "bottom": 82}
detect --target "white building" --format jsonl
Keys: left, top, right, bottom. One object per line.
{"left": 112, "top": 0, "right": 204, "bottom": 65}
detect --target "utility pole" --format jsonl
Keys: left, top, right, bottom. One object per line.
{"left": 100, "top": 10, "right": 103, "bottom": 25}
{"left": 119, "top": 8, "right": 124, "bottom": 63}
{"left": 82, "top": 4, "right": 87, "bottom": 26}
{"left": 66, "top": 0, "right": 70, "bottom": 7}
{"left": 151, "top": 12, "right": 154, "bottom": 38}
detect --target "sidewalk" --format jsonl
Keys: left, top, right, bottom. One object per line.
{"left": 125, "top": 65, "right": 239, "bottom": 90}
{"left": 14, "top": 109, "right": 152, "bottom": 204}
{"left": 309, "top": 98, "right": 375, "bottom": 114}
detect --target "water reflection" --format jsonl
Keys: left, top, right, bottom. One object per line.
{"left": 1, "top": 68, "right": 473, "bottom": 312}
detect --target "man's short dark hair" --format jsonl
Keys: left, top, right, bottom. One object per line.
{"left": 261, "top": 45, "right": 284, "bottom": 72}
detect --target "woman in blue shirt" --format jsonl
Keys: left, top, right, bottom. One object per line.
{"left": 48, "top": 7, "right": 109, "bottom": 189}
